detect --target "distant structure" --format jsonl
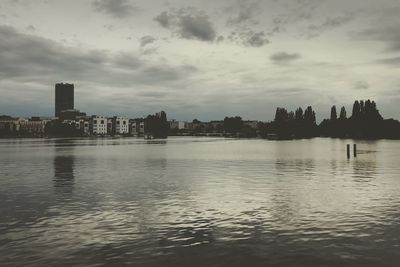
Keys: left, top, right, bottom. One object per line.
{"left": 90, "top": 115, "right": 107, "bottom": 135}
{"left": 108, "top": 117, "right": 129, "bottom": 135}
{"left": 55, "top": 83, "right": 74, "bottom": 117}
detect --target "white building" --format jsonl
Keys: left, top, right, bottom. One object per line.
{"left": 114, "top": 117, "right": 129, "bottom": 135}
{"left": 90, "top": 116, "right": 107, "bottom": 135}
{"left": 169, "top": 120, "right": 187, "bottom": 130}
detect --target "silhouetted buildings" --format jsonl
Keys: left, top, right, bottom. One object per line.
{"left": 55, "top": 83, "right": 74, "bottom": 117}
{"left": 2, "top": 84, "right": 400, "bottom": 140}
{"left": 59, "top": 109, "right": 86, "bottom": 121}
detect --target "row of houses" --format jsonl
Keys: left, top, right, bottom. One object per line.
{"left": 1, "top": 114, "right": 260, "bottom": 137}
{"left": 60, "top": 116, "right": 146, "bottom": 136}
{"left": 0, "top": 115, "right": 146, "bottom": 136}
{"left": 0, "top": 116, "right": 51, "bottom": 136}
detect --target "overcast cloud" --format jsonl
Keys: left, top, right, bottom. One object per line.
{"left": 0, "top": 0, "right": 399, "bottom": 121}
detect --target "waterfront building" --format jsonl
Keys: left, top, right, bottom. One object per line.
{"left": 59, "top": 109, "right": 86, "bottom": 121}
{"left": 139, "top": 121, "right": 145, "bottom": 134}
{"left": 19, "top": 119, "right": 48, "bottom": 135}
{"left": 107, "top": 118, "right": 113, "bottom": 135}
{"left": 129, "top": 120, "right": 138, "bottom": 135}
{"left": 169, "top": 120, "right": 187, "bottom": 130}
{"left": 55, "top": 83, "right": 74, "bottom": 117}
{"left": 0, "top": 117, "right": 21, "bottom": 134}
{"left": 81, "top": 119, "right": 90, "bottom": 134}
{"left": 114, "top": 117, "right": 129, "bottom": 135}
{"left": 108, "top": 117, "right": 129, "bottom": 135}
{"left": 90, "top": 116, "right": 107, "bottom": 135}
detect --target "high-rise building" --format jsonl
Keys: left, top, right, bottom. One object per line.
{"left": 55, "top": 83, "right": 74, "bottom": 117}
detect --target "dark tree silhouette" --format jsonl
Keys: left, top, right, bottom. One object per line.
{"left": 339, "top": 106, "right": 347, "bottom": 120}
{"left": 330, "top": 106, "right": 337, "bottom": 121}
{"left": 223, "top": 116, "right": 243, "bottom": 134}
{"left": 318, "top": 99, "right": 399, "bottom": 139}
{"left": 145, "top": 111, "right": 169, "bottom": 138}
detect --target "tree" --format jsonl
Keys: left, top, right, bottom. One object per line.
{"left": 352, "top": 100, "right": 360, "bottom": 118}
{"left": 304, "top": 106, "right": 316, "bottom": 125}
{"left": 274, "top": 108, "right": 289, "bottom": 123}
{"left": 339, "top": 106, "right": 347, "bottom": 120}
{"left": 295, "top": 107, "right": 303, "bottom": 121}
{"left": 145, "top": 111, "right": 169, "bottom": 138}
{"left": 330, "top": 106, "right": 337, "bottom": 121}
{"left": 223, "top": 116, "right": 243, "bottom": 134}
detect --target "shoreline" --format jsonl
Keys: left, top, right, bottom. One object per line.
{"left": 1, "top": 135, "right": 400, "bottom": 141}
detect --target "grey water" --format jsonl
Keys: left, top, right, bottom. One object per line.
{"left": 1, "top": 137, "right": 400, "bottom": 267}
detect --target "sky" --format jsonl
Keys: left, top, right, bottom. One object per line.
{"left": 0, "top": 0, "right": 399, "bottom": 121}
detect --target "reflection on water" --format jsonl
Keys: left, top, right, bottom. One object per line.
{"left": 0, "top": 137, "right": 400, "bottom": 266}
{"left": 53, "top": 143, "right": 75, "bottom": 195}
{"left": 352, "top": 159, "right": 377, "bottom": 182}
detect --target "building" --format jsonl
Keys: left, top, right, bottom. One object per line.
{"left": 107, "top": 117, "right": 129, "bottom": 135}
{"left": 62, "top": 119, "right": 90, "bottom": 135}
{"left": 114, "top": 117, "right": 129, "bottom": 135}
{"left": 169, "top": 120, "right": 187, "bottom": 130}
{"left": 80, "top": 119, "right": 90, "bottom": 134}
{"left": 129, "top": 120, "right": 137, "bottom": 135}
{"left": 139, "top": 121, "right": 145, "bottom": 134}
{"left": 59, "top": 109, "right": 86, "bottom": 120}
{"left": 0, "top": 117, "right": 20, "bottom": 135}
{"left": 90, "top": 115, "right": 107, "bottom": 135}
{"left": 19, "top": 119, "right": 48, "bottom": 135}
{"left": 55, "top": 83, "right": 74, "bottom": 117}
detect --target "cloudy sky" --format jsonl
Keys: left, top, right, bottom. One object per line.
{"left": 0, "top": 0, "right": 399, "bottom": 121}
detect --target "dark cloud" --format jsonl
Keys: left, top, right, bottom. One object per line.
{"left": 0, "top": 25, "right": 197, "bottom": 87}
{"left": 154, "top": 7, "right": 217, "bottom": 42}
{"left": 154, "top": 11, "right": 171, "bottom": 28}
{"left": 228, "top": 30, "right": 269, "bottom": 47}
{"left": 139, "top": 35, "right": 156, "bottom": 47}
{"left": 242, "top": 31, "right": 269, "bottom": 47}
{"left": 270, "top": 52, "right": 301, "bottom": 63}
{"left": 92, "top": 0, "right": 137, "bottom": 18}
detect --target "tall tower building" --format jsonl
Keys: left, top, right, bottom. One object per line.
{"left": 55, "top": 83, "right": 74, "bottom": 117}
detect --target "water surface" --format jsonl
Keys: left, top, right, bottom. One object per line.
{"left": 1, "top": 137, "right": 400, "bottom": 266}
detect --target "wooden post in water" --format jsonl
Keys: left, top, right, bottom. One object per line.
{"left": 347, "top": 144, "right": 350, "bottom": 159}
{"left": 353, "top": 144, "right": 357, "bottom": 157}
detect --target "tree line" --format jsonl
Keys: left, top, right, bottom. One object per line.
{"left": 219, "top": 100, "right": 400, "bottom": 139}
{"left": 259, "top": 99, "right": 400, "bottom": 139}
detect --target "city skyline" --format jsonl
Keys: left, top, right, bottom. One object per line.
{"left": 1, "top": 0, "right": 400, "bottom": 121}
